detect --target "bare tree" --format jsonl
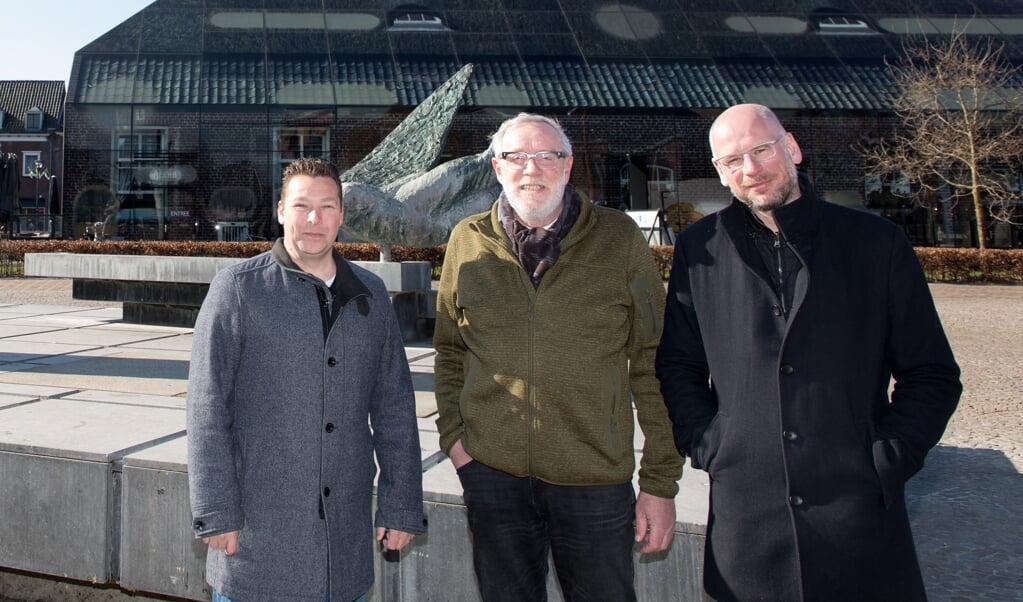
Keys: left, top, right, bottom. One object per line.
{"left": 863, "top": 29, "right": 1023, "bottom": 249}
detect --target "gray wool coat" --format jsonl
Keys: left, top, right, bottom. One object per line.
{"left": 187, "top": 242, "right": 426, "bottom": 602}
{"left": 656, "top": 180, "right": 961, "bottom": 601}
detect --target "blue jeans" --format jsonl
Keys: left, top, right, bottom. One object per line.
{"left": 457, "top": 461, "right": 637, "bottom": 602}
{"left": 212, "top": 590, "right": 365, "bottom": 602}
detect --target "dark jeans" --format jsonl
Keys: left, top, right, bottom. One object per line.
{"left": 457, "top": 461, "right": 637, "bottom": 602}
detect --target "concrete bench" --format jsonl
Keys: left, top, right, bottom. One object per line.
{"left": 23, "top": 253, "right": 436, "bottom": 341}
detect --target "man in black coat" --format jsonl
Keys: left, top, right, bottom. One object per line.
{"left": 656, "top": 103, "right": 961, "bottom": 601}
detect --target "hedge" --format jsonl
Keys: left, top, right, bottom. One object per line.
{"left": 1, "top": 240, "right": 1020, "bottom": 284}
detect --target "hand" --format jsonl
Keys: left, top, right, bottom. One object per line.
{"left": 448, "top": 439, "right": 474, "bottom": 470}
{"left": 634, "top": 492, "right": 676, "bottom": 554}
{"left": 203, "top": 531, "right": 239, "bottom": 556}
{"left": 376, "top": 527, "right": 416, "bottom": 552}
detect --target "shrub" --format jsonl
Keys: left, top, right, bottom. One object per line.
{"left": 2, "top": 240, "right": 1021, "bottom": 283}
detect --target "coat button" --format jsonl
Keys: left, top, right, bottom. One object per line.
{"left": 323, "top": 487, "right": 331, "bottom": 497}
{"left": 780, "top": 364, "right": 794, "bottom": 375}
{"left": 325, "top": 423, "right": 335, "bottom": 433}
{"left": 771, "top": 304, "right": 782, "bottom": 316}
{"left": 192, "top": 520, "right": 205, "bottom": 531}
{"left": 782, "top": 430, "right": 798, "bottom": 441}
{"left": 789, "top": 495, "right": 804, "bottom": 507}
{"left": 327, "top": 357, "right": 337, "bottom": 367}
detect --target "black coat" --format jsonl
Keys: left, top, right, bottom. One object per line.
{"left": 656, "top": 183, "right": 961, "bottom": 601}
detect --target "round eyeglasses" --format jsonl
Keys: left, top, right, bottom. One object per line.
{"left": 500, "top": 151, "right": 568, "bottom": 170}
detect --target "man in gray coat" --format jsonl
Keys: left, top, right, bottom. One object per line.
{"left": 187, "top": 157, "right": 427, "bottom": 602}
{"left": 656, "top": 104, "right": 961, "bottom": 601}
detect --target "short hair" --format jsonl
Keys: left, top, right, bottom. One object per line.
{"left": 281, "top": 157, "right": 341, "bottom": 200}
{"left": 488, "top": 113, "right": 573, "bottom": 157}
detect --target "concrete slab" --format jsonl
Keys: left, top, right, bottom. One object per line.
{"left": 88, "top": 321, "right": 192, "bottom": 335}
{"left": 0, "top": 324, "right": 64, "bottom": 338}
{"left": 123, "top": 433, "right": 187, "bottom": 471}
{"left": 5, "top": 327, "right": 179, "bottom": 347}
{"left": 0, "top": 303, "right": 118, "bottom": 317}
{"left": 0, "top": 340, "right": 101, "bottom": 363}
{"left": 0, "top": 314, "right": 118, "bottom": 328}
{"left": 119, "top": 458, "right": 206, "bottom": 601}
{"left": 25, "top": 347, "right": 125, "bottom": 366}
{"left": 0, "top": 450, "right": 115, "bottom": 581}
{"left": 122, "top": 334, "right": 195, "bottom": 352}
{"left": 0, "top": 398, "right": 185, "bottom": 462}
{"left": 0, "top": 382, "right": 78, "bottom": 398}
{"left": 0, "top": 393, "right": 37, "bottom": 409}
{"left": 63, "top": 389, "right": 186, "bottom": 411}
{"left": 25, "top": 253, "right": 242, "bottom": 284}
{"left": 0, "top": 349, "right": 189, "bottom": 396}
{"left": 406, "top": 346, "right": 436, "bottom": 369}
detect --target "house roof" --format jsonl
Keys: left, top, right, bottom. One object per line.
{"left": 68, "top": 0, "right": 1023, "bottom": 111}
{"left": 73, "top": 56, "right": 901, "bottom": 111}
{"left": 0, "top": 81, "right": 66, "bottom": 131}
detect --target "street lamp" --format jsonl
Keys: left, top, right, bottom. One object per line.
{"left": 34, "top": 160, "right": 42, "bottom": 208}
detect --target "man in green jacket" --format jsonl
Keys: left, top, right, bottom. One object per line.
{"left": 434, "top": 112, "right": 683, "bottom": 601}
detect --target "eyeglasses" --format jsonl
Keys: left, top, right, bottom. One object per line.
{"left": 500, "top": 151, "right": 568, "bottom": 170}
{"left": 713, "top": 135, "right": 786, "bottom": 172}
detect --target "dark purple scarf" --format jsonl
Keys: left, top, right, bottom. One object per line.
{"left": 498, "top": 185, "right": 581, "bottom": 288}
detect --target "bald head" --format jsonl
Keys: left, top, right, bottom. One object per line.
{"left": 707, "top": 104, "right": 803, "bottom": 229}
{"left": 709, "top": 104, "right": 786, "bottom": 160}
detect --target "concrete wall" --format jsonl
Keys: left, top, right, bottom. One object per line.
{"left": 0, "top": 399, "right": 707, "bottom": 601}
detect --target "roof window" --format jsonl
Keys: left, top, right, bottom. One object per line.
{"left": 388, "top": 7, "right": 447, "bottom": 32}
{"left": 817, "top": 16, "right": 875, "bottom": 35}
{"left": 25, "top": 107, "right": 43, "bottom": 131}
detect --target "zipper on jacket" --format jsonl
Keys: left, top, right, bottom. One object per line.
{"left": 773, "top": 231, "right": 788, "bottom": 316}
{"left": 315, "top": 285, "right": 331, "bottom": 342}
{"left": 526, "top": 294, "right": 537, "bottom": 474}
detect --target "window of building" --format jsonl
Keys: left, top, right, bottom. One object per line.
{"left": 272, "top": 127, "right": 330, "bottom": 202}
{"left": 275, "top": 127, "right": 329, "bottom": 165}
{"left": 24, "top": 108, "right": 43, "bottom": 131}
{"left": 816, "top": 16, "right": 875, "bottom": 35}
{"left": 388, "top": 6, "right": 447, "bottom": 31}
{"left": 22, "top": 151, "right": 42, "bottom": 177}
{"left": 113, "top": 129, "right": 167, "bottom": 236}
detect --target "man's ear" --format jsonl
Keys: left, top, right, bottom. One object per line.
{"left": 785, "top": 133, "right": 803, "bottom": 165}
{"left": 714, "top": 164, "right": 728, "bottom": 187}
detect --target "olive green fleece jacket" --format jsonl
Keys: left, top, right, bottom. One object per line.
{"left": 434, "top": 198, "right": 683, "bottom": 499}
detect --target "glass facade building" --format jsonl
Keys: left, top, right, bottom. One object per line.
{"left": 63, "top": 0, "right": 1023, "bottom": 245}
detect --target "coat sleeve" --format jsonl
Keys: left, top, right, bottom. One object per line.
{"left": 186, "top": 270, "right": 246, "bottom": 537}
{"left": 432, "top": 225, "right": 469, "bottom": 456}
{"left": 655, "top": 239, "right": 719, "bottom": 467}
{"left": 876, "top": 228, "right": 962, "bottom": 480}
{"left": 371, "top": 288, "right": 428, "bottom": 535}
{"left": 625, "top": 229, "right": 683, "bottom": 498}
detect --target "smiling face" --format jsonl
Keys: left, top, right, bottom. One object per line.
{"left": 710, "top": 104, "right": 803, "bottom": 216}
{"left": 492, "top": 121, "right": 574, "bottom": 227}
{"left": 277, "top": 175, "right": 344, "bottom": 274}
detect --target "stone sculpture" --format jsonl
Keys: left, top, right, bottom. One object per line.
{"left": 339, "top": 63, "right": 501, "bottom": 252}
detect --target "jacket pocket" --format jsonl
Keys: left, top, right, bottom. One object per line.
{"left": 692, "top": 413, "right": 724, "bottom": 473}
{"left": 871, "top": 437, "right": 906, "bottom": 508}
{"left": 603, "top": 365, "right": 624, "bottom": 459}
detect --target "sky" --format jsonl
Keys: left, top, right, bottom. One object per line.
{"left": 2, "top": 0, "right": 155, "bottom": 84}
